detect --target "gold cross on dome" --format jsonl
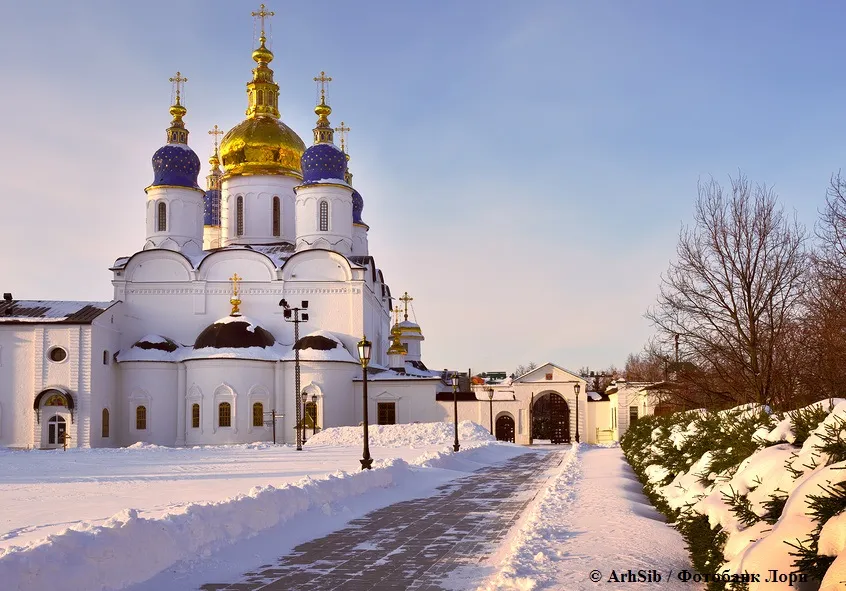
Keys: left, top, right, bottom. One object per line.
{"left": 335, "top": 121, "right": 350, "bottom": 153}
{"left": 314, "top": 71, "right": 332, "bottom": 101}
{"left": 399, "top": 291, "right": 413, "bottom": 321}
{"left": 393, "top": 305, "right": 401, "bottom": 327}
{"left": 169, "top": 71, "right": 187, "bottom": 105}
{"left": 208, "top": 124, "right": 224, "bottom": 151}
{"left": 229, "top": 273, "right": 242, "bottom": 297}
{"left": 251, "top": 3, "right": 274, "bottom": 38}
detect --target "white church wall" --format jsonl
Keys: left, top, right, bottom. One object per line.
{"left": 90, "top": 310, "right": 122, "bottom": 448}
{"left": 121, "top": 362, "right": 179, "bottom": 446}
{"left": 355, "top": 381, "right": 443, "bottom": 426}
{"left": 295, "top": 184, "right": 353, "bottom": 255}
{"left": 144, "top": 186, "right": 205, "bottom": 255}
{"left": 184, "top": 359, "right": 275, "bottom": 445}
{"left": 221, "top": 176, "right": 298, "bottom": 246}
{"left": 351, "top": 224, "right": 369, "bottom": 257}
{"left": 297, "top": 363, "right": 359, "bottom": 434}
{"left": 0, "top": 327, "right": 35, "bottom": 448}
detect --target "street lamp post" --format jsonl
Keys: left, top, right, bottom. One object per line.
{"left": 452, "top": 373, "right": 460, "bottom": 452}
{"left": 358, "top": 337, "right": 373, "bottom": 470}
{"left": 574, "top": 383, "right": 581, "bottom": 443}
{"left": 280, "top": 299, "right": 309, "bottom": 450}
{"left": 487, "top": 388, "right": 494, "bottom": 436}
{"left": 301, "top": 391, "right": 308, "bottom": 445}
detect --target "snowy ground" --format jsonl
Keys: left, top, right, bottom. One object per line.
{"left": 0, "top": 421, "right": 493, "bottom": 550}
{"left": 474, "top": 444, "right": 694, "bottom": 591}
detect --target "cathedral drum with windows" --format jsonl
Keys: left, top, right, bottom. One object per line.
{"left": 0, "top": 6, "right": 453, "bottom": 449}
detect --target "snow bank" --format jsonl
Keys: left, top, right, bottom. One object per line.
{"left": 306, "top": 420, "right": 495, "bottom": 448}
{"left": 0, "top": 443, "right": 525, "bottom": 591}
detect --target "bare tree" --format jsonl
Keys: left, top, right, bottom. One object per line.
{"left": 646, "top": 175, "right": 807, "bottom": 408}
{"left": 513, "top": 361, "right": 538, "bottom": 378}
{"left": 799, "top": 173, "right": 846, "bottom": 399}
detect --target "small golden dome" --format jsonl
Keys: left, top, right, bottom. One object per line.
{"left": 220, "top": 116, "right": 306, "bottom": 179}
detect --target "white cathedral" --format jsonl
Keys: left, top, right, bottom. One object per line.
{"left": 0, "top": 15, "right": 455, "bottom": 449}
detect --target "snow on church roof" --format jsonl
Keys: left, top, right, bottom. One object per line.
{"left": 283, "top": 330, "right": 356, "bottom": 363}
{"left": 0, "top": 300, "right": 115, "bottom": 324}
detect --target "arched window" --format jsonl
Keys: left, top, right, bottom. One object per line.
{"left": 103, "top": 350, "right": 109, "bottom": 365}
{"left": 102, "top": 408, "right": 110, "bottom": 438}
{"left": 272, "top": 197, "right": 281, "bottom": 237}
{"left": 136, "top": 405, "right": 147, "bottom": 430}
{"left": 157, "top": 202, "right": 167, "bottom": 232}
{"left": 305, "top": 401, "right": 317, "bottom": 429}
{"left": 236, "top": 196, "right": 244, "bottom": 236}
{"left": 192, "top": 403, "right": 200, "bottom": 429}
{"left": 257, "top": 89, "right": 264, "bottom": 105}
{"left": 253, "top": 402, "right": 263, "bottom": 427}
{"left": 219, "top": 402, "right": 231, "bottom": 427}
{"left": 319, "top": 201, "right": 329, "bottom": 232}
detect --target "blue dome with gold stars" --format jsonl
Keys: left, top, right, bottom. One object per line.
{"left": 352, "top": 190, "right": 364, "bottom": 224}
{"left": 301, "top": 143, "right": 347, "bottom": 185}
{"left": 152, "top": 144, "right": 201, "bottom": 188}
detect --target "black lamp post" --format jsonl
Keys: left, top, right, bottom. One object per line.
{"left": 301, "top": 391, "right": 308, "bottom": 445}
{"left": 311, "top": 393, "right": 318, "bottom": 437}
{"left": 574, "top": 383, "right": 581, "bottom": 443}
{"left": 487, "top": 388, "right": 494, "bottom": 435}
{"left": 358, "top": 336, "right": 373, "bottom": 470}
{"left": 452, "top": 373, "right": 460, "bottom": 452}
{"left": 280, "top": 298, "right": 308, "bottom": 450}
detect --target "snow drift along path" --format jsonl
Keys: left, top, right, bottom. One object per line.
{"left": 306, "top": 420, "right": 495, "bottom": 448}
{"left": 1, "top": 442, "right": 529, "bottom": 591}
{"left": 477, "top": 445, "right": 694, "bottom": 591}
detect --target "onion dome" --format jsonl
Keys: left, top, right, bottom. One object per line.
{"left": 301, "top": 88, "right": 348, "bottom": 184}
{"left": 219, "top": 33, "right": 305, "bottom": 179}
{"left": 352, "top": 190, "right": 364, "bottom": 224}
{"left": 288, "top": 330, "right": 356, "bottom": 362}
{"left": 150, "top": 76, "right": 201, "bottom": 189}
{"left": 194, "top": 315, "right": 276, "bottom": 350}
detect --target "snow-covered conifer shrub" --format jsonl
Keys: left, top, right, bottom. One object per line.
{"left": 675, "top": 512, "right": 729, "bottom": 590}
{"left": 760, "top": 488, "right": 788, "bottom": 525}
{"left": 790, "top": 402, "right": 833, "bottom": 446}
{"left": 786, "top": 478, "right": 846, "bottom": 582}
{"left": 815, "top": 415, "right": 846, "bottom": 464}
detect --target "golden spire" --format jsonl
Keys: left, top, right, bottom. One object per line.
{"left": 312, "top": 71, "right": 334, "bottom": 144}
{"left": 206, "top": 125, "right": 224, "bottom": 191}
{"left": 166, "top": 71, "right": 189, "bottom": 144}
{"left": 229, "top": 273, "right": 242, "bottom": 315}
{"left": 335, "top": 121, "right": 352, "bottom": 184}
{"left": 387, "top": 306, "right": 407, "bottom": 356}
{"left": 246, "top": 4, "right": 279, "bottom": 119}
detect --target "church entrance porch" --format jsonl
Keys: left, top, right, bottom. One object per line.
{"left": 34, "top": 388, "right": 75, "bottom": 449}
{"left": 495, "top": 413, "right": 515, "bottom": 442}
{"left": 532, "top": 392, "right": 570, "bottom": 444}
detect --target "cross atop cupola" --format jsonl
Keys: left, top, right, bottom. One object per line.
{"left": 229, "top": 273, "right": 242, "bottom": 315}
{"left": 251, "top": 3, "right": 274, "bottom": 40}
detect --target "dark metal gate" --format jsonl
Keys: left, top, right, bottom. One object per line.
{"left": 532, "top": 393, "right": 570, "bottom": 444}
{"left": 495, "top": 415, "right": 515, "bottom": 442}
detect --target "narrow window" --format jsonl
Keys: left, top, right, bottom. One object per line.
{"left": 305, "top": 401, "right": 317, "bottom": 429}
{"left": 319, "top": 201, "right": 329, "bottom": 231}
{"left": 102, "top": 408, "right": 110, "bottom": 438}
{"left": 157, "top": 202, "right": 167, "bottom": 232}
{"left": 257, "top": 89, "right": 264, "bottom": 105}
{"left": 192, "top": 403, "right": 200, "bottom": 429}
{"left": 103, "top": 350, "right": 109, "bottom": 365}
{"left": 253, "top": 402, "right": 263, "bottom": 427}
{"left": 272, "top": 197, "right": 281, "bottom": 237}
{"left": 236, "top": 196, "right": 244, "bottom": 236}
{"left": 629, "top": 406, "right": 638, "bottom": 425}
{"left": 136, "top": 405, "right": 147, "bottom": 430}
{"left": 377, "top": 402, "right": 396, "bottom": 425}
{"left": 219, "top": 402, "right": 231, "bottom": 427}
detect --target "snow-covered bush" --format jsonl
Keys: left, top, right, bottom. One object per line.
{"left": 621, "top": 398, "right": 846, "bottom": 590}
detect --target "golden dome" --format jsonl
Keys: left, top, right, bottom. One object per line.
{"left": 220, "top": 34, "right": 306, "bottom": 179}
{"left": 220, "top": 117, "right": 305, "bottom": 179}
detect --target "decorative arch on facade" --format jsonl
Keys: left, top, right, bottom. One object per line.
{"left": 247, "top": 385, "right": 270, "bottom": 432}
{"left": 123, "top": 249, "right": 194, "bottom": 281}
{"left": 129, "top": 389, "right": 152, "bottom": 433}
{"left": 281, "top": 248, "right": 354, "bottom": 282}
{"left": 213, "top": 384, "right": 237, "bottom": 433}
{"left": 187, "top": 385, "right": 203, "bottom": 432}
{"left": 197, "top": 248, "right": 277, "bottom": 282}
{"left": 33, "top": 387, "right": 75, "bottom": 424}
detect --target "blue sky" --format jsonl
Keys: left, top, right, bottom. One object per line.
{"left": 1, "top": 1, "right": 843, "bottom": 374}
